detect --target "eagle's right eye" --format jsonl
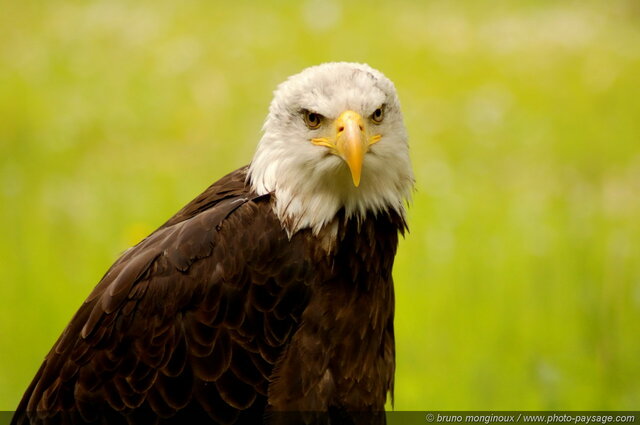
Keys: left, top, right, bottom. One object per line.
{"left": 303, "top": 110, "right": 323, "bottom": 129}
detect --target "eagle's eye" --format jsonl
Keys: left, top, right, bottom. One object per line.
{"left": 303, "top": 110, "right": 323, "bottom": 129}
{"left": 371, "top": 107, "right": 385, "bottom": 124}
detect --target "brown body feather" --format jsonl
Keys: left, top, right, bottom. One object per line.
{"left": 13, "top": 166, "right": 406, "bottom": 425}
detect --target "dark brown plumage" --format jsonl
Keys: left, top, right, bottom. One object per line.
{"left": 13, "top": 166, "right": 406, "bottom": 425}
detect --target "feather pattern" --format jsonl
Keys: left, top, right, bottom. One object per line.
{"left": 13, "top": 166, "right": 405, "bottom": 425}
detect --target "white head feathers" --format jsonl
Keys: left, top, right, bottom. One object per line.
{"left": 248, "top": 62, "right": 414, "bottom": 236}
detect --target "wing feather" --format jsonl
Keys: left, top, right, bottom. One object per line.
{"left": 13, "top": 167, "right": 313, "bottom": 425}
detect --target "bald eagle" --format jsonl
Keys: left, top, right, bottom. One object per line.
{"left": 13, "top": 62, "right": 414, "bottom": 425}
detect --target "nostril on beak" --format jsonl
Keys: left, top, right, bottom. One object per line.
{"left": 338, "top": 126, "right": 344, "bottom": 132}
{"left": 358, "top": 125, "right": 364, "bottom": 131}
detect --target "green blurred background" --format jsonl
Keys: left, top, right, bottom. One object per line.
{"left": 1, "top": 0, "right": 639, "bottom": 412}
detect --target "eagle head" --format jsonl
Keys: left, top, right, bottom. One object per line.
{"left": 248, "top": 62, "right": 414, "bottom": 236}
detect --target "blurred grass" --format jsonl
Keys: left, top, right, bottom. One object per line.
{"left": 1, "top": 0, "right": 640, "bottom": 411}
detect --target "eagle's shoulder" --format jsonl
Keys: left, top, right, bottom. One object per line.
{"left": 160, "top": 165, "right": 253, "bottom": 229}
{"left": 14, "top": 165, "right": 315, "bottom": 425}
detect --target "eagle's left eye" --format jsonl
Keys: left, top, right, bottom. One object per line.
{"left": 303, "top": 110, "right": 323, "bottom": 129}
{"left": 371, "top": 107, "right": 384, "bottom": 124}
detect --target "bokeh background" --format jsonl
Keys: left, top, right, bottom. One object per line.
{"left": 1, "top": 0, "right": 640, "bottom": 412}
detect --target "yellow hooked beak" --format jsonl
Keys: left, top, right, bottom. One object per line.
{"left": 311, "top": 110, "right": 382, "bottom": 187}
